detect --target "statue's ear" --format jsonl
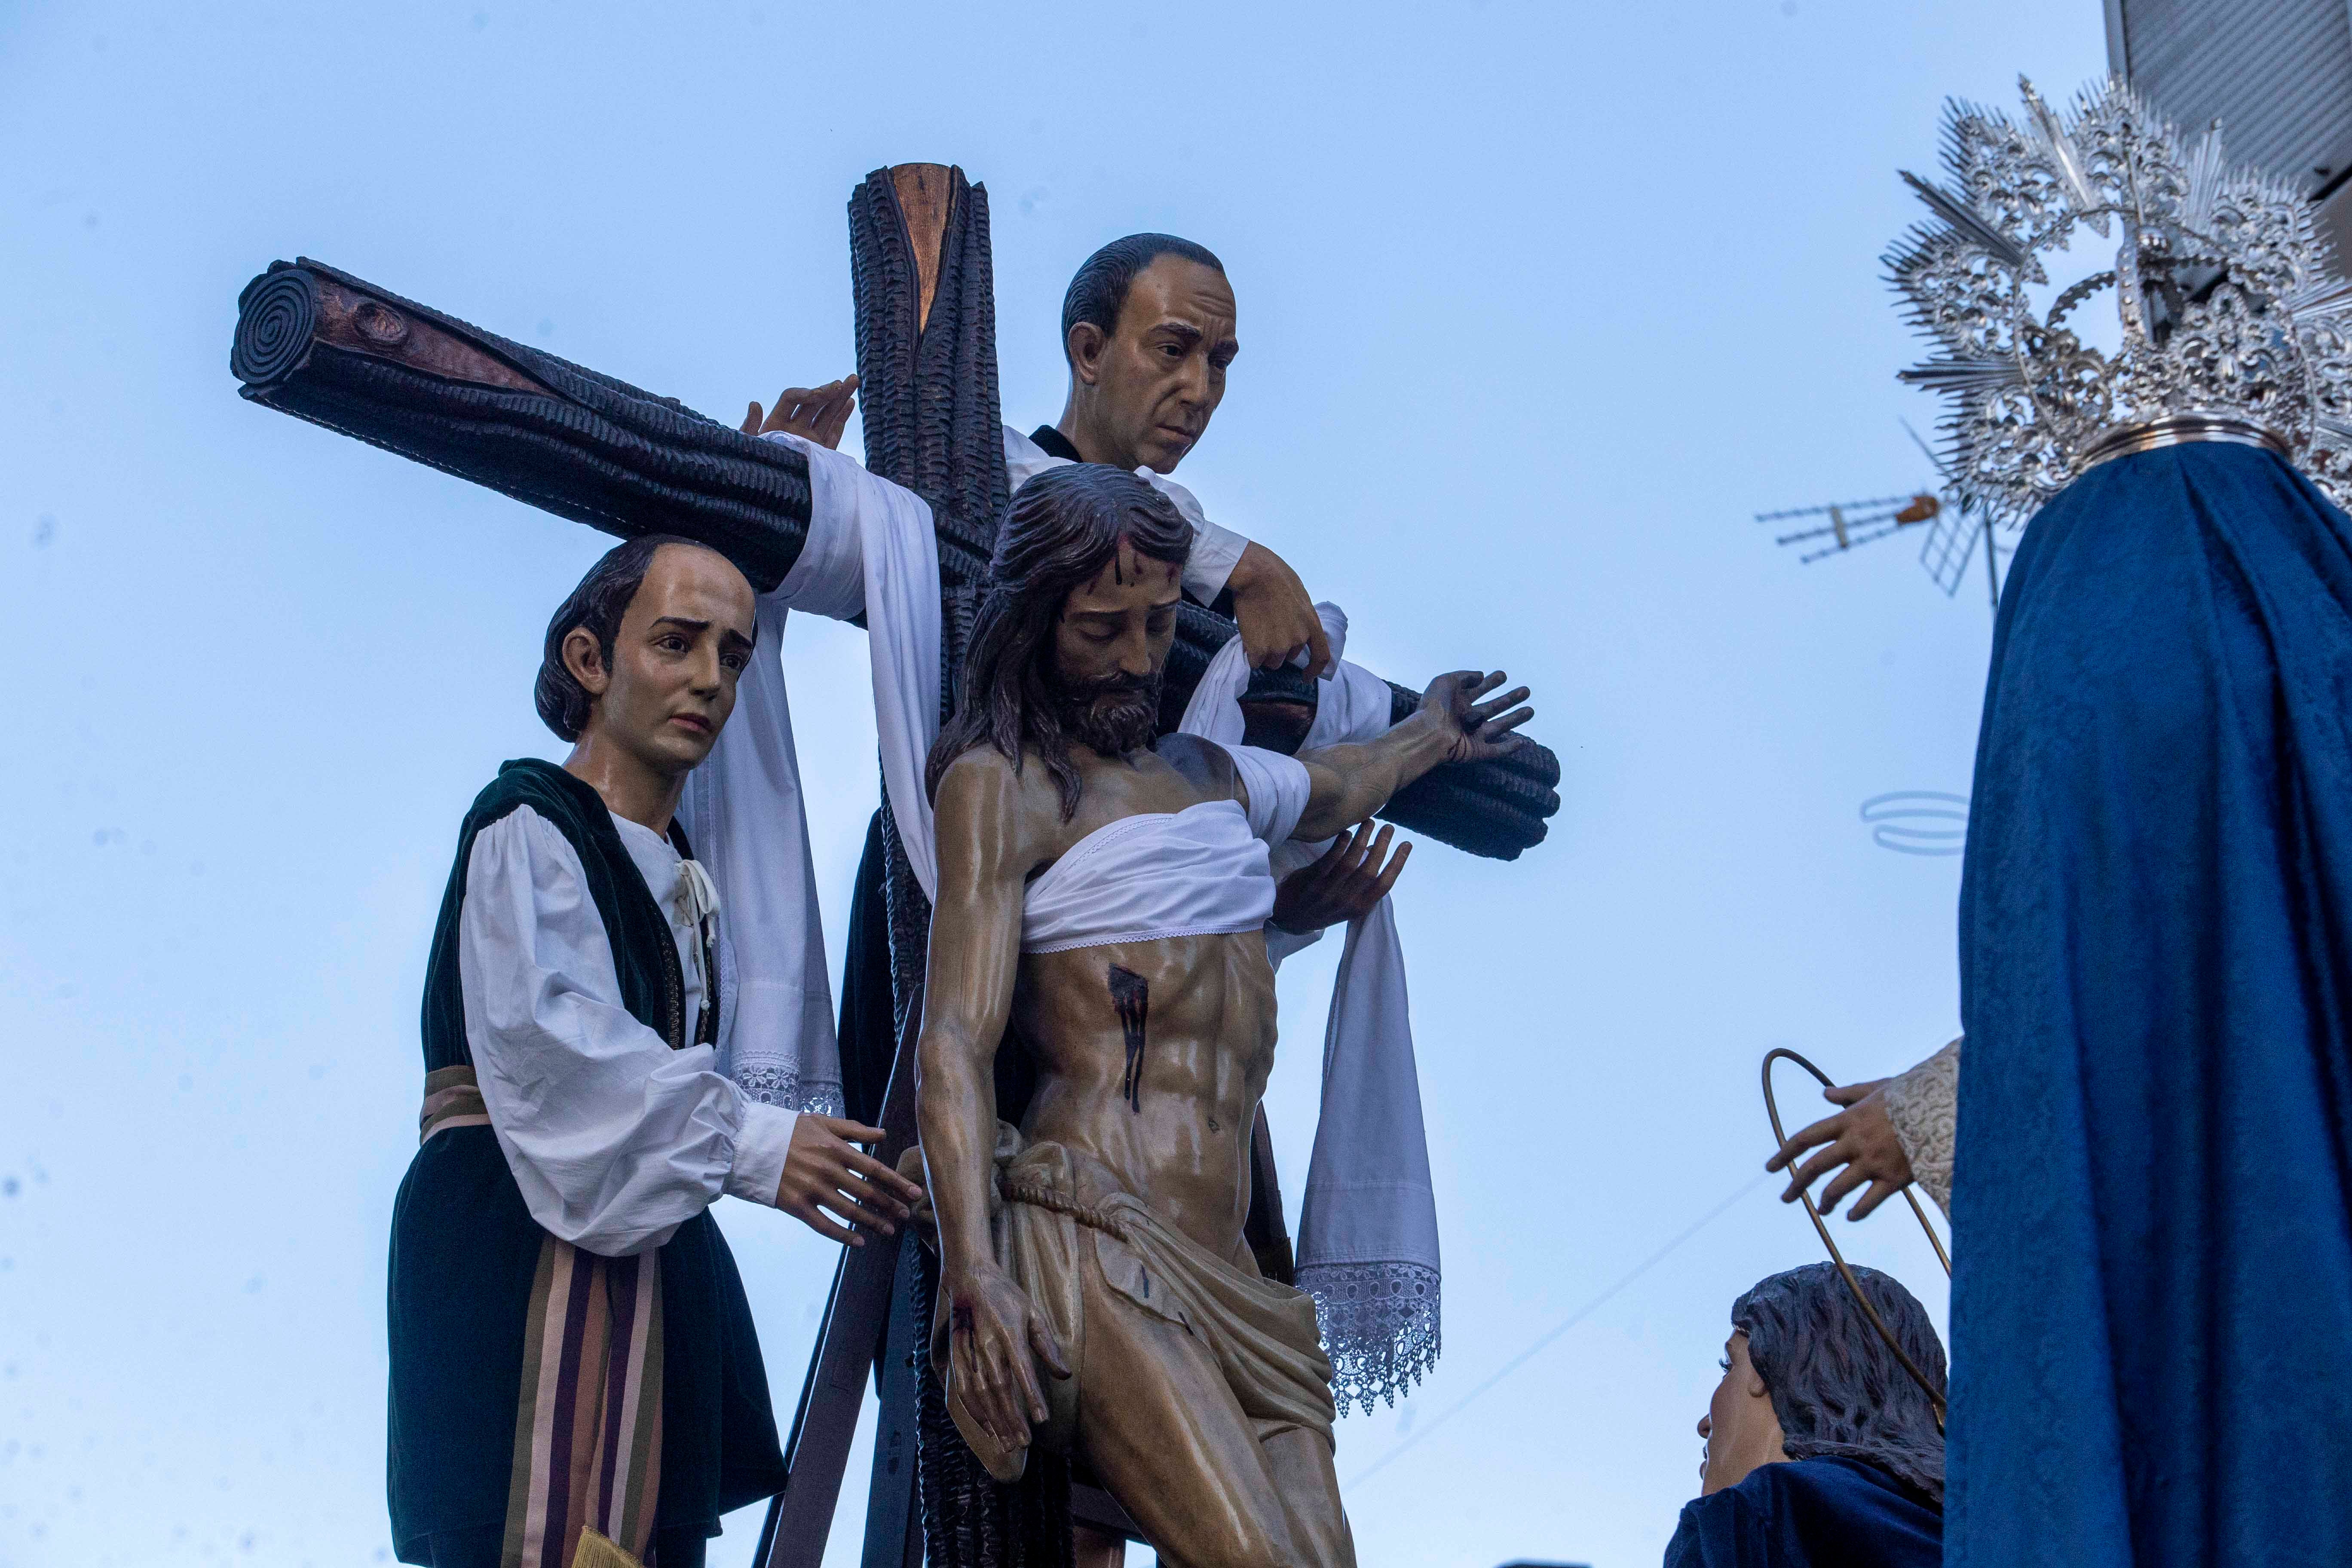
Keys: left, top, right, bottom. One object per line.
{"left": 562, "top": 625, "right": 611, "bottom": 698}
{"left": 1067, "top": 320, "right": 1107, "bottom": 386}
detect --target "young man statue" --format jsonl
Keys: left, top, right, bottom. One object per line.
{"left": 914, "top": 464, "right": 1532, "bottom": 1568}
{"left": 1672, "top": 1263, "right": 1945, "bottom": 1568}
{"left": 387, "top": 537, "right": 925, "bottom": 1568}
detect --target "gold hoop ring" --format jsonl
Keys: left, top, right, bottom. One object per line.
{"left": 1761, "top": 1047, "right": 1950, "bottom": 1424}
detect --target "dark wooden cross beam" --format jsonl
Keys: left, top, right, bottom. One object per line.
{"left": 230, "top": 253, "right": 1561, "bottom": 861}
{"left": 232, "top": 167, "right": 1562, "bottom": 1568}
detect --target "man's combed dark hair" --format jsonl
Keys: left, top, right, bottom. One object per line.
{"left": 1732, "top": 1263, "right": 1948, "bottom": 1503}
{"left": 533, "top": 533, "right": 703, "bottom": 742}
{"left": 1061, "top": 233, "right": 1226, "bottom": 363}
{"left": 925, "top": 465, "right": 1192, "bottom": 818}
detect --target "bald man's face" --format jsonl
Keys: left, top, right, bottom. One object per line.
{"left": 1068, "top": 256, "right": 1238, "bottom": 474}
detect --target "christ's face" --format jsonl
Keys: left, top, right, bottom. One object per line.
{"left": 1076, "top": 256, "right": 1237, "bottom": 474}
{"left": 1050, "top": 541, "right": 1181, "bottom": 756}
{"left": 567, "top": 543, "right": 756, "bottom": 778}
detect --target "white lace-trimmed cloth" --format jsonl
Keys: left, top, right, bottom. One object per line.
{"left": 1883, "top": 1038, "right": 1960, "bottom": 1218}
{"left": 1178, "top": 603, "right": 1442, "bottom": 1415}
{"left": 677, "top": 431, "right": 944, "bottom": 1115}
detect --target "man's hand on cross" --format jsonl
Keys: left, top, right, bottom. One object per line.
{"left": 743, "top": 375, "right": 860, "bottom": 450}
{"left": 1223, "top": 540, "right": 1332, "bottom": 678}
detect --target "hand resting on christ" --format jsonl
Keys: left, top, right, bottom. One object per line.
{"left": 1271, "top": 821, "right": 1411, "bottom": 934}
{"left": 1223, "top": 540, "right": 1333, "bottom": 679}
{"left": 774, "top": 1112, "right": 926, "bottom": 1246}
{"left": 1764, "top": 1080, "right": 1916, "bottom": 1220}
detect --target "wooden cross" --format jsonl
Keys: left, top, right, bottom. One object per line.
{"left": 231, "top": 164, "right": 1561, "bottom": 1568}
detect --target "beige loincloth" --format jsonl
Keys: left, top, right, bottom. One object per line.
{"left": 931, "top": 1124, "right": 1337, "bottom": 1482}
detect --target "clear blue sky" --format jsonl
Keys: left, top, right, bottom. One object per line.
{"left": 0, "top": 3, "right": 2106, "bottom": 1564}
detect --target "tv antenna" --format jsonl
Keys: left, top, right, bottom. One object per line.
{"left": 1755, "top": 422, "right": 2007, "bottom": 609}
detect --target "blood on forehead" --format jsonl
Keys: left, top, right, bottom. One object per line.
{"left": 1072, "top": 539, "right": 1183, "bottom": 601}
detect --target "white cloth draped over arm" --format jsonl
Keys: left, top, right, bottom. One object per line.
{"left": 758, "top": 430, "right": 944, "bottom": 897}
{"left": 677, "top": 593, "right": 844, "bottom": 1115}
{"left": 664, "top": 430, "right": 943, "bottom": 1170}
{"left": 458, "top": 806, "right": 797, "bottom": 1257}
{"left": 1177, "top": 601, "right": 1441, "bottom": 1414}
{"left": 1001, "top": 424, "right": 1248, "bottom": 606}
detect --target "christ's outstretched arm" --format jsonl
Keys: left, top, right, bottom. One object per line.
{"left": 1289, "top": 670, "right": 1534, "bottom": 842}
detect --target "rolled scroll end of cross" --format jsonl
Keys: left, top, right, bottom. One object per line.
{"left": 233, "top": 260, "right": 554, "bottom": 398}
{"left": 228, "top": 258, "right": 817, "bottom": 592}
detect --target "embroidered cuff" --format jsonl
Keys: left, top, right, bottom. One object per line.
{"left": 1882, "top": 1038, "right": 1960, "bottom": 1217}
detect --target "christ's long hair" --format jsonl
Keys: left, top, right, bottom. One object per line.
{"left": 1732, "top": 1263, "right": 1948, "bottom": 1504}
{"left": 925, "top": 464, "right": 1192, "bottom": 820}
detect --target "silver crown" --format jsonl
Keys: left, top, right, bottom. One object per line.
{"left": 1889, "top": 76, "right": 2352, "bottom": 526}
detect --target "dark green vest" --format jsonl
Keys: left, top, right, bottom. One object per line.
{"left": 387, "top": 760, "right": 784, "bottom": 1560}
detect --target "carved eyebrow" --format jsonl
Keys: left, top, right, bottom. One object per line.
{"left": 1149, "top": 321, "right": 1204, "bottom": 348}
{"left": 652, "top": 615, "right": 758, "bottom": 651}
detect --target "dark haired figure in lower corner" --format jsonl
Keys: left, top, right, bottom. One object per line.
{"left": 1668, "top": 1264, "right": 1945, "bottom": 1568}
{"left": 387, "top": 536, "right": 926, "bottom": 1568}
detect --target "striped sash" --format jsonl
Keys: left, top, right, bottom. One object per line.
{"left": 499, "top": 1231, "right": 665, "bottom": 1568}
{"left": 416, "top": 1069, "right": 666, "bottom": 1568}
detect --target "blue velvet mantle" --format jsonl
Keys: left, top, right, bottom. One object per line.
{"left": 1948, "top": 441, "right": 2352, "bottom": 1567}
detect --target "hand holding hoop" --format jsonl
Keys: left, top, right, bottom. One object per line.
{"left": 1761, "top": 1048, "right": 1951, "bottom": 1423}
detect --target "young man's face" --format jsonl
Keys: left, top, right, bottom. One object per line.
{"left": 568, "top": 544, "right": 757, "bottom": 775}
{"left": 1050, "top": 541, "right": 1181, "bottom": 756}
{"left": 1072, "top": 256, "right": 1238, "bottom": 474}
{"left": 1697, "top": 1332, "right": 1787, "bottom": 1496}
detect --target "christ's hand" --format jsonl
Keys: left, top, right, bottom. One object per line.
{"left": 946, "top": 1263, "right": 1072, "bottom": 1457}
{"left": 1766, "top": 1080, "right": 1914, "bottom": 1219}
{"left": 1420, "top": 670, "right": 1535, "bottom": 764}
{"left": 1272, "top": 821, "right": 1410, "bottom": 933}
{"left": 744, "top": 375, "right": 859, "bottom": 449}
{"left": 772, "top": 1113, "right": 925, "bottom": 1245}
{"left": 1224, "top": 541, "right": 1332, "bottom": 678}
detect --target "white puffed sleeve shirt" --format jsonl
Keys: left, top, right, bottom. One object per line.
{"left": 456, "top": 802, "right": 799, "bottom": 1257}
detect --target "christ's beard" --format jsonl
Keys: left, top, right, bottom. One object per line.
{"left": 1057, "top": 671, "right": 1163, "bottom": 757}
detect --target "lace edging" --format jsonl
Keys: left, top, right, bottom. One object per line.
{"left": 733, "top": 1061, "right": 845, "bottom": 1117}
{"left": 1298, "top": 1260, "right": 1440, "bottom": 1417}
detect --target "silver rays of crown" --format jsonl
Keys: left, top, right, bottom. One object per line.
{"left": 1888, "top": 75, "right": 2352, "bottom": 528}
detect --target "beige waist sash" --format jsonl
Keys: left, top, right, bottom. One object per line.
{"left": 420, "top": 1063, "right": 492, "bottom": 1142}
